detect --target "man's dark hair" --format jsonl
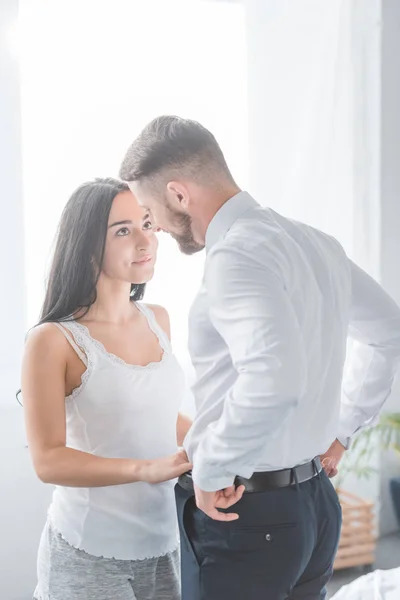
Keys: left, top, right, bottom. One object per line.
{"left": 119, "top": 115, "right": 234, "bottom": 186}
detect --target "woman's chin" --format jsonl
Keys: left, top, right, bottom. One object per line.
{"left": 131, "top": 266, "right": 155, "bottom": 285}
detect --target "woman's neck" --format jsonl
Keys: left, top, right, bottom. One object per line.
{"left": 83, "top": 276, "right": 138, "bottom": 325}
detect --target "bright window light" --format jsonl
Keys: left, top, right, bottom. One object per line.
{"left": 19, "top": 1, "right": 248, "bottom": 365}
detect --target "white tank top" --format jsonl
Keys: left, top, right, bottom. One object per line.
{"left": 48, "top": 303, "right": 186, "bottom": 560}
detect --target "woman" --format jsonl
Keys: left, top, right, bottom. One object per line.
{"left": 21, "top": 177, "right": 192, "bottom": 600}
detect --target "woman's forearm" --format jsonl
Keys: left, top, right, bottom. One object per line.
{"left": 34, "top": 446, "right": 148, "bottom": 487}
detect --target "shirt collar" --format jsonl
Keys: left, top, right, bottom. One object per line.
{"left": 205, "top": 191, "right": 259, "bottom": 252}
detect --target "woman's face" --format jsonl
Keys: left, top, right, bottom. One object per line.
{"left": 101, "top": 190, "right": 158, "bottom": 284}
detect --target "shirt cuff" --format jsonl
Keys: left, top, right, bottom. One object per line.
{"left": 337, "top": 436, "right": 352, "bottom": 450}
{"left": 191, "top": 463, "right": 236, "bottom": 492}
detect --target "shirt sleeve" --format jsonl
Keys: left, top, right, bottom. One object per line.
{"left": 337, "top": 259, "right": 400, "bottom": 447}
{"left": 191, "top": 243, "right": 307, "bottom": 492}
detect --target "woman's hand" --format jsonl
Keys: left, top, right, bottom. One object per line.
{"left": 142, "top": 450, "right": 192, "bottom": 484}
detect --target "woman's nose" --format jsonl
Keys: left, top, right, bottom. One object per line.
{"left": 135, "top": 230, "right": 151, "bottom": 250}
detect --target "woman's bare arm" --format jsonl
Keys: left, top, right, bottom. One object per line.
{"left": 177, "top": 413, "right": 192, "bottom": 447}
{"left": 22, "top": 324, "right": 191, "bottom": 487}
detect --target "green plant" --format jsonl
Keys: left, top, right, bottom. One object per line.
{"left": 334, "top": 412, "right": 400, "bottom": 490}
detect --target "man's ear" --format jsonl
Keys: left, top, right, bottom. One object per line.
{"left": 166, "top": 181, "right": 190, "bottom": 210}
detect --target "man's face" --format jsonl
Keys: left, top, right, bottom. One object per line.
{"left": 129, "top": 183, "right": 204, "bottom": 255}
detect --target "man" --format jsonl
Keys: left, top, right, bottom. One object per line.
{"left": 119, "top": 116, "right": 400, "bottom": 600}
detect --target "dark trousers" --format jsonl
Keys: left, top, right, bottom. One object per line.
{"left": 175, "top": 470, "right": 342, "bottom": 600}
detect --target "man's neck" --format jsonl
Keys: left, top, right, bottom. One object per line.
{"left": 196, "top": 184, "right": 242, "bottom": 244}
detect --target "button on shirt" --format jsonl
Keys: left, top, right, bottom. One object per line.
{"left": 184, "top": 192, "right": 400, "bottom": 492}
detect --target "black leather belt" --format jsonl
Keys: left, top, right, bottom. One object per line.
{"left": 178, "top": 458, "right": 322, "bottom": 494}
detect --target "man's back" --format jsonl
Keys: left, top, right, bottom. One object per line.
{"left": 185, "top": 192, "right": 400, "bottom": 491}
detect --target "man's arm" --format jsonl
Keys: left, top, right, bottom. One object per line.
{"left": 338, "top": 259, "right": 400, "bottom": 444}
{"left": 191, "top": 243, "right": 307, "bottom": 492}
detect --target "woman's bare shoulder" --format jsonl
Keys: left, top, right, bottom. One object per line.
{"left": 25, "top": 322, "right": 70, "bottom": 357}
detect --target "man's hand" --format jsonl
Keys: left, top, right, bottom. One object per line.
{"left": 194, "top": 483, "right": 246, "bottom": 521}
{"left": 320, "top": 439, "right": 346, "bottom": 478}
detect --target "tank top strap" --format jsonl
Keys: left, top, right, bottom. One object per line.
{"left": 135, "top": 303, "right": 171, "bottom": 353}
{"left": 54, "top": 321, "right": 91, "bottom": 366}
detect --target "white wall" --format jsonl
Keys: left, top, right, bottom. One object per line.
{"left": 0, "top": 2, "right": 52, "bottom": 599}
{"left": 378, "top": 0, "right": 400, "bottom": 536}
{"left": 0, "top": 0, "right": 26, "bottom": 403}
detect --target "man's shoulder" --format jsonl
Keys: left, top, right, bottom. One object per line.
{"left": 210, "top": 205, "right": 291, "bottom": 260}
{"left": 206, "top": 205, "right": 349, "bottom": 282}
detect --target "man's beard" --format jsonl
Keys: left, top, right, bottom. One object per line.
{"left": 170, "top": 212, "right": 204, "bottom": 255}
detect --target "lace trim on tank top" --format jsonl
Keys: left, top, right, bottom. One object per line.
{"left": 56, "top": 303, "right": 171, "bottom": 401}
{"left": 54, "top": 321, "right": 93, "bottom": 402}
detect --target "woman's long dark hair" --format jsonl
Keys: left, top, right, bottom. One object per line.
{"left": 39, "top": 177, "right": 145, "bottom": 325}
{"left": 17, "top": 178, "right": 143, "bottom": 406}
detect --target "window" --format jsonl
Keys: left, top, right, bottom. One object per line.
{"left": 19, "top": 0, "right": 248, "bottom": 368}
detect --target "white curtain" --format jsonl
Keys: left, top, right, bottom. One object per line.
{"left": 244, "top": 0, "right": 380, "bottom": 270}
{"left": 245, "top": 0, "right": 354, "bottom": 251}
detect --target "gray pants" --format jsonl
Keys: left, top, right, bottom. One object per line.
{"left": 33, "top": 520, "right": 180, "bottom": 600}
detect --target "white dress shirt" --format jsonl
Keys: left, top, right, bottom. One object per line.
{"left": 184, "top": 192, "right": 400, "bottom": 492}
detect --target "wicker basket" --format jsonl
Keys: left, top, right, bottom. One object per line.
{"left": 333, "top": 489, "right": 376, "bottom": 571}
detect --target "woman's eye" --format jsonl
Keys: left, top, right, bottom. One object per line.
{"left": 116, "top": 227, "right": 130, "bottom": 236}
{"left": 143, "top": 220, "right": 153, "bottom": 230}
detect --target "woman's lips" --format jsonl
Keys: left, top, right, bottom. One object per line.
{"left": 133, "top": 255, "right": 152, "bottom": 265}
